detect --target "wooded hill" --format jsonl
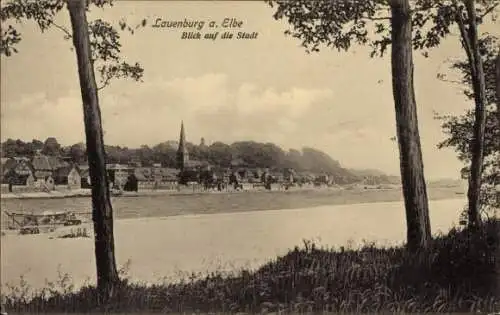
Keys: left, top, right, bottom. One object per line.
{"left": 1, "top": 138, "right": 400, "bottom": 184}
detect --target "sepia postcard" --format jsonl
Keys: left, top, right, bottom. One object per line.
{"left": 1, "top": 0, "right": 499, "bottom": 314}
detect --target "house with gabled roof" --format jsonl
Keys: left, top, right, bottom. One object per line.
{"left": 134, "top": 167, "right": 155, "bottom": 190}
{"left": 2, "top": 158, "right": 36, "bottom": 188}
{"left": 53, "top": 164, "right": 81, "bottom": 189}
{"left": 32, "top": 154, "right": 67, "bottom": 181}
{"left": 7, "top": 172, "right": 36, "bottom": 188}
{"left": 106, "top": 164, "right": 132, "bottom": 189}
{"left": 134, "top": 166, "right": 179, "bottom": 190}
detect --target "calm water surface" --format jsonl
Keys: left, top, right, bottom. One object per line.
{"left": 1, "top": 198, "right": 465, "bottom": 291}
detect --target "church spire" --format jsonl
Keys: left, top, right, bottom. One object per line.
{"left": 177, "top": 121, "right": 189, "bottom": 170}
{"left": 179, "top": 120, "right": 186, "bottom": 148}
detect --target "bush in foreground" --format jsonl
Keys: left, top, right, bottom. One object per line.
{"left": 3, "top": 219, "right": 499, "bottom": 313}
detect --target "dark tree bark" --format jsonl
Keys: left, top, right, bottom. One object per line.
{"left": 496, "top": 51, "right": 500, "bottom": 131}
{"left": 66, "top": 0, "right": 119, "bottom": 302}
{"left": 456, "top": 0, "right": 488, "bottom": 229}
{"left": 390, "top": 0, "right": 432, "bottom": 251}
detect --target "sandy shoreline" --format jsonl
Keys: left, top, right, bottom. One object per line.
{"left": 1, "top": 186, "right": 466, "bottom": 226}
{"left": 0, "top": 186, "right": 394, "bottom": 201}
{"left": 0, "top": 184, "right": 464, "bottom": 201}
{"left": 0, "top": 186, "right": 322, "bottom": 200}
{"left": 0, "top": 188, "right": 181, "bottom": 200}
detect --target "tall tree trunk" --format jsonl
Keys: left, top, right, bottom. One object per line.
{"left": 390, "top": 0, "right": 432, "bottom": 252}
{"left": 66, "top": 0, "right": 119, "bottom": 302}
{"left": 496, "top": 51, "right": 500, "bottom": 130}
{"left": 457, "top": 0, "right": 487, "bottom": 229}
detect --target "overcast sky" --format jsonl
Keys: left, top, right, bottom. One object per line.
{"left": 1, "top": 1, "right": 498, "bottom": 179}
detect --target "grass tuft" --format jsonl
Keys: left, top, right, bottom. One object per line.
{"left": 2, "top": 219, "right": 498, "bottom": 313}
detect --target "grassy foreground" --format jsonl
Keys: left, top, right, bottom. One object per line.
{"left": 2, "top": 219, "right": 498, "bottom": 314}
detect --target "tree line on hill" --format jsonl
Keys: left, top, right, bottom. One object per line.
{"left": 0, "top": 137, "right": 399, "bottom": 185}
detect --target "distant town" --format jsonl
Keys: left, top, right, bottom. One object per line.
{"left": 1, "top": 121, "right": 405, "bottom": 195}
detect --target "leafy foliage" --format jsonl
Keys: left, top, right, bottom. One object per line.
{"left": 0, "top": 0, "right": 145, "bottom": 89}
{"left": 436, "top": 35, "right": 500, "bottom": 212}
{"left": 267, "top": 0, "right": 499, "bottom": 57}
{"left": 440, "top": 34, "right": 499, "bottom": 105}
{"left": 438, "top": 108, "right": 499, "bottom": 213}
{"left": 267, "top": 0, "right": 391, "bottom": 56}
{"left": 41, "top": 137, "right": 61, "bottom": 156}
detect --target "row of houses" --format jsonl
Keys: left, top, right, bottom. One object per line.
{"left": 1, "top": 155, "right": 82, "bottom": 191}
{"left": 1, "top": 154, "right": 340, "bottom": 193}
{"left": 1, "top": 156, "right": 196, "bottom": 191}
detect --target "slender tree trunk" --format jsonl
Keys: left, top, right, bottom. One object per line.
{"left": 66, "top": 0, "right": 119, "bottom": 302}
{"left": 496, "top": 51, "right": 500, "bottom": 130}
{"left": 461, "top": 0, "right": 487, "bottom": 229}
{"left": 390, "top": 0, "right": 432, "bottom": 252}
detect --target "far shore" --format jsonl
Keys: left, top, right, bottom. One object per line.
{"left": 0, "top": 183, "right": 465, "bottom": 201}
{"left": 1, "top": 185, "right": 372, "bottom": 200}
{"left": 0, "top": 185, "right": 467, "bottom": 224}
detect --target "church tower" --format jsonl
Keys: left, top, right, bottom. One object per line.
{"left": 176, "top": 121, "right": 189, "bottom": 170}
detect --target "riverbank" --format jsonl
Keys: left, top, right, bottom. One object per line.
{"left": 1, "top": 186, "right": 465, "bottom": 221}
{"left": 1, "top": 186, "right": 362, "bottom": 200}
{"left": 3, "top": 218, "right": 498, "bottom": 314}
{"left": 0, "top": 188, "right": 175, "bottom": 200}
{"left": 0, "top": 183, "right": 464, "bottom": 201}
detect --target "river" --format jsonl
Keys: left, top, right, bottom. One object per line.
{"left": 1, "top": 197, "right": 466, "bottom": 291}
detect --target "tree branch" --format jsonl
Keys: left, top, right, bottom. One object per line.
{"left": 97, "top": 67, "right": 113, "bottom": 91}
{"left": 455, "top": 6, "right": 477, "bottom": 77}
{"left": 437, "top": 74, "right": 464, "bottom": 85}
{"left": 410, "top": 3, "right": 441, "bottom": 14}
{"left": 49, "top": 20, "right": 72, "bottom": 39}
{"left": 97, "top": 82, "right": 109, "bottom": 91}
{"left": 465, "top": 0, "right": 482, "bottom": 79}
{"left": 365, "top": 15, "right": 391, "bottom": 21}
{"left": 479, "top": 2, "right": 499, "bottom": 20}
{"left": 97, "top": 74, "right": 112, "bottom": 90}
